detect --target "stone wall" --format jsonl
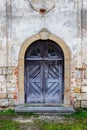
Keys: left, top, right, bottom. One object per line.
{"left": 74, "top": 0, "right": 87, "bottom": 108}
{"left": 0, "top": 0, "right": 87, "bottom": 108}
{"left": 71, "top": 65, "right": 87, "bottom": 108}
{"left": 0, "top": 67, "right": 18, "bottom": 107}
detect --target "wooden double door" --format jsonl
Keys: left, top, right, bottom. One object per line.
{"left": 25, "top": 40, "right": 64, "bottom": 103}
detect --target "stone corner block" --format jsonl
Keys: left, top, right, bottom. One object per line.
{"left": 81, "top": 101, "right": 87, "bottom": 108}
{"left": 75, "top": 93, "right": 81, "bottom": 100}
{"left": 81, "top": 86, "right": 87, "bottom": 93}
{"left": 74, "top": 86, "right": 81, "bottom": 93}
{"left": 81, "top": 93, "right": 87, "bottom": 100}
{"left": 0, "top": 99, "right": 9, "bottom": 107}
{"left": 0, "top": 92, "right": 7, "bottom": 99}
{"left": 74, "top": 101, "right": 81, "bottom": 108}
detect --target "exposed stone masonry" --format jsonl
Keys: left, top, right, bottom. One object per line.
{"left": 0, "top": 67, "right": 18, "bottom": 107}
{"left": 71, "top": 64, "right": 87, "bottom": 108}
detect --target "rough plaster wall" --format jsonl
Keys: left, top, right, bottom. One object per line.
{"left": 0, "top": 0, "right": 18, "bottom": 107}
{"left": 11, "top": 0, "right": 87, "bottom": 108}
{"left": 0, "top": 0, "right": 87, "bottom": 108}
{"left": 12, "top": 0, "right": 78, "bottom": 66}
{"left": 82, "top": 0, "right": 87, "bottom": 65}
{"left": 0, "top": 0, "right": 6, "bottom": 67}
{"left": 0, "top": 0, "right": 7, "bottom": 107}
{"left": 12, "top": 0, "right": 81, "bottom": 107}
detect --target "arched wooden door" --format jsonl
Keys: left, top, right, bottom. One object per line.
{"left": 25, "top": 40, "right": 64, "bottom": 103}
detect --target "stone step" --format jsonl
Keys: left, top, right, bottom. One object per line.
{"left": 15, "top": 104, "right": 75, "bottom": 114}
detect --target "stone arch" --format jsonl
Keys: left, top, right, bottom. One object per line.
{"left": 18, "top": 29, "right": 71, "bottom": 105}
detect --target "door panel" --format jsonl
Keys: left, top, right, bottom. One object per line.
{"left": 25, "top": 61, "right": 43, "bottom": 103}
{"left": 46, "top": 61, "right": 63, "bottom": 103}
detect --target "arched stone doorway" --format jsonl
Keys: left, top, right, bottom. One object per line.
{"left": 18, "top": 29, "right": 71, "bottom": 106}
{"left": 24, "top": 40, "right": 64, "bottom": 104}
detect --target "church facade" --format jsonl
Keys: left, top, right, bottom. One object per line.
{"left": 0, "top": 0, "right": 87, "bottom": 109}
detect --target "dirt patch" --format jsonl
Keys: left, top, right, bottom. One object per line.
{"left": 13, "top": 117, "right": 33, "bottom": 123}
{"left": 13, "top": 115, "right": 65, "bottom": 123}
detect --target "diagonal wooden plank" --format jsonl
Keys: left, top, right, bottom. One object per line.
{"left": 33, "top": 70, "right": 40, "bottom": 78}
{"left": 48, "top": 82, "right": 54, "bottom": 89}
{"left": 49, "top": 66, "right": 59, "bottom": 77}
{"left": 30, "top": 83, "right": 41, "bottom": 95}
{"left": 34, "top": 82, "right": 41, "bottom": 91}
{"left": 30, "top": 66, "right": 40, "bottom": 78}
{"left": 48, "top": 83, "right": 58, "bottom": 95}
{"left": 29, "top": 65, "right": 40, "bottom": 76}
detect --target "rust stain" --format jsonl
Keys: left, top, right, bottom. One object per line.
{"left": 13, "top": 91, "right": 17, "bottom": 101}
{"left": 16, "top": 80, "right": 18, "bottom": 85}
{"left": 40, "top": 8, "right": 46, "bottom": 14}
{"left": 65, "top": 89, "right": 69, "bottom": 93}
{"left": 13, "top": 95, "right": 17, "bottom": 100}
{"left": 13, "top": 67, "right": 18, "bottom": 77}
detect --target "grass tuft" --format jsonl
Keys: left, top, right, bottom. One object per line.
{"left": 0, "top": 109, "right": 38, "bottom": 117}
{"left": 0, "top": 119, "right": 20, "bottom": 130}
{"left": 0, "top": 109, "right": 18, "bottom": 116}
{"left": 65, "top": 109, "right": 87, "bottom": 118}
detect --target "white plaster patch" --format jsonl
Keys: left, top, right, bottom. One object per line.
{"left": 0, "top": 0, "right": 6, "bottom": 14}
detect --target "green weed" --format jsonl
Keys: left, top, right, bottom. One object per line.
{"left": 0, "top": 109, "right": 38, "bottom": 117}
{"left": 35, "top": 109, "right": 87, "bottom": 130}
{"left": 0, "top": 119, "right": 20, "bottom": 130}
{"left": 36, "top": 121, "right": 87, "bottom": 130}
{"left": 0, "top": 109, "right": 18, "bottom": 116}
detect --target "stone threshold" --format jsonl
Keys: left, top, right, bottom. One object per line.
{"left": 15, "top": 104, "right": 75, "bottom": 114}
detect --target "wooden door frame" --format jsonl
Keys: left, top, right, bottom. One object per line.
{"left": 18, "top": 29, "right": 71, "bottom": 105}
